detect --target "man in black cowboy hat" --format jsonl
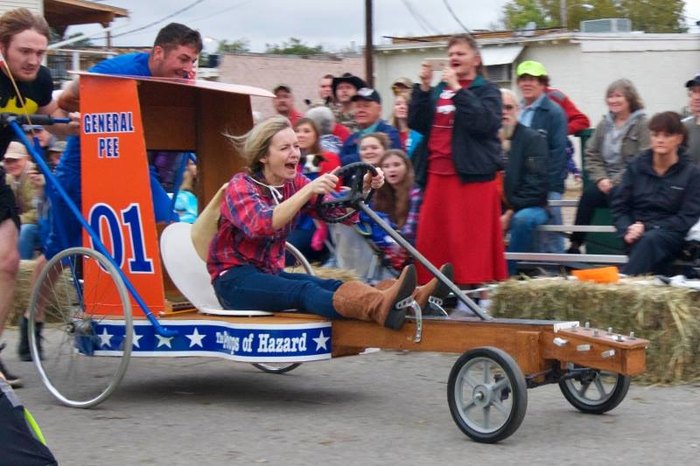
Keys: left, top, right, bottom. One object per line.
{"left": 332, "top": 72, "right": 366, "bottom": 133}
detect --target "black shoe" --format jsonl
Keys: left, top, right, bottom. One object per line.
{"left": 566, "top": 244, "right": 581, "bottom": 254}
{"left": 18, "top": 317, "right": 43, "bottom": 362}
{"left": 0, "top": 343, "right": 23, "bottom": 388}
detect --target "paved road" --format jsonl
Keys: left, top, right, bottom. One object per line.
{"left": 3, "top": 327, "right": 699, "bottom": 466}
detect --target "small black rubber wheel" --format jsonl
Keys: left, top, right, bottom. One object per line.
{"left": 559, "top": 364, "right": 630, "bottom": 414}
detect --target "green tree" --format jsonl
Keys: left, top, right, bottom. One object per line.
{"left": 217, "top": 39, "right": 250, "bottom": 53}
{"left": 618, "top": 0, "right": 687, "bottom": 33}
{"left": 264, "top": 37, "right": 324, "bottom": 55}
{"left": 501, "top": 0, "right": 687, "bottom": 32}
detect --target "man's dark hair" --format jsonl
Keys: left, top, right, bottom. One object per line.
{"left": 649, "top": 111, "right": 688, "bottom": 145}
{"left": 153, "top": 23, "right": 203, "bottom": 54}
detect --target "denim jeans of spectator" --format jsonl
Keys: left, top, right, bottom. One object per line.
{"left": 18, "top": 223, "right": 41, "bottom": 260}
{"left": 537, "top": 191, "right": 565, "bottom": 253}
{"left": 331, "top": 223, "right": 377, "bottom": 281}
{"left": 213, "top": 265, "right": 343, "bottom": 318}
{"left": 507, "top": 207, "right": 550, "bottom": 275}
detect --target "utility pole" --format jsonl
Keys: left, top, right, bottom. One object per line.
{"left": 560, "top": 0, "right": 568, "bottom": 29}
{"left": 365, "top": 0, "right": 374, "bottom": 87}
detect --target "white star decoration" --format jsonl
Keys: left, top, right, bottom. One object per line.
{"left": 97, "top": 327, "right": 113, "bottom": 348}
{"left": 155, "top": 334, "right": 173, "bottom": 348}
{"left": 132, "top": 329, "right": 143, "bottom": 349}
{"left": 312, "top": 330, "right": 329, "bottom": 351}
{"left": 185, "top": 328, "right": 205, "bottom": 348}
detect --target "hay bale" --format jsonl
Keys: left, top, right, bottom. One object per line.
{"left": 491, "top": 277, "right": 700, "bottom": 384}
{"left": 12, "top": 260, "right": 79, "bottom": 327}
{"left": 11, "top": 260, "right": 37, "bottom": 326}
{"left": 309, "top": 266, "right": 360, "bottom": 282}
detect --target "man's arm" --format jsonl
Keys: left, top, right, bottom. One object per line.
{"left": 57, "top": 78, "right": 80, "bottom": 113}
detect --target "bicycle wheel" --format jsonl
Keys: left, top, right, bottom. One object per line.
{"left": 28, "top": 247, "right": 133, "bottom": 408}
{"left": 251, "top": 242, "right": 312, "bottom": 375}
{"left": 283, "top": 241, "right": 314, "bottom": 275}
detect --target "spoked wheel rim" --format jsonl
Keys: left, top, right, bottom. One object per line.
{"left": 29, "top": 247, "right": 133, "bottom": 408}
{"left": 455, "top": 357, "right": 515, "bottom": 434}
{"left": 448, "top": 347, "right": 527, "bottom": 443}
{"left": 559, "top": 363, "right": 630, "bottom": 413}
{"left": 563, "top": 371, "right": 618, "bottom": 405}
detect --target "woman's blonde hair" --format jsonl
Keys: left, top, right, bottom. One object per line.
{"left": 225, "top": 116, "right": 292, "bottom": 174}
{"left": 374, "top": 149, "right": 415, "bottom": 228}
{"left": 390, "top": 93, "right": 411, "bottom": 128}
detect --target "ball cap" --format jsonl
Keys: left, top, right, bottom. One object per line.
{"left": 48, "top": 140, "right": 67, "bottom": 153}
{"left": 3, "top": 141, "right": 29, "bottom": 159}
{"left": 516, "top": 60, "right": 548, "bottom": 77}
{"left": 685, "top": 73, "right": 700, "bottom": 88}
{"left": 273, "top": 84, "right": 292, "bottom": 94}
{"left": 351, "top": 87, "right": 381, "bottom": 104}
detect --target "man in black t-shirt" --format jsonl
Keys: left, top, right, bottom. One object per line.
{"left": 0, "top": 8, "right": 62, "bottom": 388}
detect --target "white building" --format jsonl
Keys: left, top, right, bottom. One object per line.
{"left": 374, "top": 30, "right": 700, "bottom": 123}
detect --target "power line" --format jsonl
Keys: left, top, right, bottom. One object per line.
{"left": 401, "top": 0, "right": 441, "bottom": 35}
{"left": 110, "top": 0, "right": 205, "bottom": 39}
{"left": 187, "top": 0, "right": 254, "bottom": 25}
{"left": 442, "top": 0, "right": 470, "bottom": 33}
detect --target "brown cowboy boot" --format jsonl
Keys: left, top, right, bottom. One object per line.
{"left": 375, "top": 263, "right": 454, "bottom": 312}
{"left": 333, "top": 265, "right": 417, "bottom": 330}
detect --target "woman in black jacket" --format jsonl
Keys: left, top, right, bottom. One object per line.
{"left": 612, "top": 111, "right": 700, "bottom": 275}
{"left": 408, "top": 34, "right": 506, "bottom": 286}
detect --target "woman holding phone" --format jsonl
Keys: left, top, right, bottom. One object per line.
{"left": 408, "top": 34, "right": 506, "bottom": 287}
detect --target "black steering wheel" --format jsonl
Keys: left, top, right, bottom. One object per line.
{"left": 315, "top": 162, "right": 377, "bottom": 223}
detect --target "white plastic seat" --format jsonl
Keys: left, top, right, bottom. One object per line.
{"left": 160, "top": 222, "right": 273, "bottom": 316}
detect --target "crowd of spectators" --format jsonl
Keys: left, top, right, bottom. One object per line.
{"left": 1, "top": 7, "right": 699, "bottom": 389}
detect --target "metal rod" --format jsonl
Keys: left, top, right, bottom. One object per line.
{"left": 10, "top": 120, "right": 177, "bottom": 337}
{"left": 357, "top": 201, "right": 491, "bottom": 320}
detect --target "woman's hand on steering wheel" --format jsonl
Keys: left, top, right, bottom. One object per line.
{"left": 315, "top": 162, "right": 378, "bottom": 223}
{"left": 308, "top": 170, "right": 340, "bottom": 195}
{"left": 364, "top": 167, "right": 385, "bottom": 191}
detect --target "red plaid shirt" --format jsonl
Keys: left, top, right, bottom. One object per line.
{"left": 207, "top": 171, "right": 351, "bottom": 280}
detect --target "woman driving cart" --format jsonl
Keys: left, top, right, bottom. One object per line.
{"left": 208, "top": 116, "right": 449, "bottom": 329}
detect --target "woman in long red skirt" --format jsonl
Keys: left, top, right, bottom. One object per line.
{"left": 408, "top": 34, "right": 507, "bottom": 286}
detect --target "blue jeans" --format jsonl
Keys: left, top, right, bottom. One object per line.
{"left": 537, "top": 191, "right": 565, "bottom": 253}
{"left": 213, "top": 265, "right": 343, "bottom": 318}
{"left": 18, "top": 223, "right": 41, "bottom": 259}
{"left": 507, "top": 207, "right": 550, "bottom": 275}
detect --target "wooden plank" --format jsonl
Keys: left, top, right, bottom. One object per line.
{"left": 537, "top": 225, "right": 617, "bottom": 232}
{"left": 332, "top": 319, "right": 555, "bottom": 374}
{"left": 505, "top": 252, "right": 628, "bottom": 264}
{"left": 540, "top": 328, "right": 648, "bottom": 376}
